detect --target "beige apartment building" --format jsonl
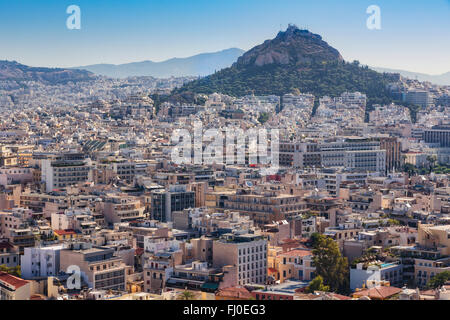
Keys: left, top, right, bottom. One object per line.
{"left": 270, "top": 248, "right": 316, "bottom": 283}
{"left": 59, "top": 242, "right": 129, "bottom": 291}
{"left": 102, "top": 194, "right": 145, "bottom": 224}
{"left": 188, "top": 182, "right": 208, "bottom": 208}
{"left": 220, "top": 186, "right": 308, "bottom": 226}
{"left": 399, "top": 223, "right": 450, "bottom": 287}
{"left": 414, "top": 257, "right": 450, "bottom": 287}
{"left": 418, "top": 223, "right": 450, "bottom": 256}
{"left": 213, "top": 233, "right": 267, "bottom": 286}
{"left": 143, "top": 250, "right": 183, "bottom": 294}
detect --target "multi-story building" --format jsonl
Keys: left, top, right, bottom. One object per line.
{"left": 188, "top": 182, "right": 208, "bottom": 208}
{"left": 278, "top": 141, "right": 320, "bottom": 168}
{"left": 41, "top": 153, "right": 93, "bottom": 192}
{"left": 320, "top": 169, "right": 371, "bottom": 197}
{"left": 378, "top": 137, "right": 402, "bottom": 173}
{"left": 424, "top": 125, "right": 450, "bottom": 148}
{"left": 51, "top": 208, "right": 98, "bottom": 235}
{"left": 273, "top": 249, "right": 316, "bottom": 283}
{"left": 0, "top": 146, "right": 18, "bottom": 167}
{"left": 417, "top": 223, "right": 450, "bottom": 256}
{"left": 350, "top": 262, "right": 403, "bottom": 291}
{"left": 405, "top": 90, "right": 431, "bottom": 108}
{"left": 0, "top": 238, "right": 19, "bottom": 268}
{"left": 321, "top": 139, "right": 386, "bottom": 173}
{"left": 21, "top": 245, "right": 63, "bottom": 279}
{"left": 0, "top": 167, "right": 33, "bottom": 187}
{"left": 0, "top": 211, "right": 35, "bottom": 254}
{"left": 213, "top": 233, "right": 267, "bottom": 286}
{"left": 324, "top": 223, "right": 362, "bottom": 250}
{"left": 59, "top": 242, "right": 128, "bottom": 291}
{"left": 414, "top": 257, "right": 450, "bottom": 288}
{"left": 103, "top": 195, "right": 145, "bottom": 224}
{"left": 165, "top": 261, "right": 236, "bottom": 294}
{"left": 220, "top": 186, "right": 308, "bottom": 226}
{"left": 142, "top": 240, "right": 183, "bottom": 294}
{"left": 279, "top": 138, "right": 386, "bottom": 172}
{"left": 151, "top": 185, "right": 195, "bottom": 222}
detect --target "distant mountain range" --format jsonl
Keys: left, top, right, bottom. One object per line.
{"left": 72, "top": 48, "right": 245, "bottom": 78}
{"left": 173, "top": 25, "right": 398, "bottom": 110}
{"left": 1, "top": 44, "right": 448, "bottom": 89}
{"left": 371, "top": 67, "right": 450, "bottom": 86}
{"left": 0, "top": 60, "right": 95, "bottom": 84}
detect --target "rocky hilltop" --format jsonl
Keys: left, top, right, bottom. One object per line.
{"left": 235, "top": 24, "right": 343, "bottom": 67}
{"left": 173, "top": 25, "right": 397, "bottom": 113}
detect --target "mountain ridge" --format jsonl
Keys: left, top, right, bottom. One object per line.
{"left": 0, "top": 60, "right": 95, "bottom": 84}
{"left": 370, "top": 66, "right": 450, "bottom": 85}
{"left": 72, "top": 48, "right": 245, "bottom": 78}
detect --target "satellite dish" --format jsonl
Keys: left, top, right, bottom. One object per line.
{"left": 245, "top": 181, "right": 253, "bottom": 188}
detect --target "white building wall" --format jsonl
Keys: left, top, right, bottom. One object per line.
{"left": 21, "top": 246, "right": 63, "bottom": 279}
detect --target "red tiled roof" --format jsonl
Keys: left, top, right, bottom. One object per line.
{"left": 216, "top": 286, "right": 253, "bottom": 299}
{"left": 54, "top": 229, "right": 77, "bottom": 236}
{"left": 354, "top": 286, "right": 402, "bottom": 299}
{"left": 280, "top": 249, "right": 312, "bottom": 257}
{"left": 329, "top": 293, "right": 352, "bottom": 300}
{"left": 0, "top": 272, "right": 29, "bottom": 289}
{"left": 420, "top": 289, "right": 436, "bottom": 296}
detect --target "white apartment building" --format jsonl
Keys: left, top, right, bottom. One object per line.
{"left": 279, "top": 138, "right": 386, "bottom": 173}
{"left": 41, "top": 153, "right": 93, "bottom": 192}
{"left": 144, "top": 238, "right": 180, "bottom": 254}
{"left": 321, "top": 140, "right": 386, "bottom": 173}
{"left": 51, "top": 208, "right": 98, "bottom": 234}
{"left": 21, "top": 245, "right": 63, "bottom": 279}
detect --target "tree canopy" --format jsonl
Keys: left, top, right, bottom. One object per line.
{"left": 312, "top": 233, "right": 350, "bottom": 294}
{"left": 427, "top": 271, "right": 450, "bottom": 289}
{"left": 305, "top": 275, "right": 330, "bottom": 293}
{"left": 0, "top": 265, "right": 21, "bottom": 277}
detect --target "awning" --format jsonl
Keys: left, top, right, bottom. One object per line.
{"left": 201, "top": 282, "right": 219, "bottom": 290}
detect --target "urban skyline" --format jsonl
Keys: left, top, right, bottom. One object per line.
{"left": 0, "top": 1, "right": 450, "bottom": 306}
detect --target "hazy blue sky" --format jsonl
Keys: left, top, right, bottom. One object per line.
{"left": 0, "top": 0, "right": 449, "bottom": 74}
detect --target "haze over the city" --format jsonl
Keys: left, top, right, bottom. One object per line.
{"left": 0, "top": 0, "right": 449, "bottom": 75}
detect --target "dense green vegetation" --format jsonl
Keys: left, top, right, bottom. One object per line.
{"left": 427, "top": 271, "right": 450, "bottom": 289}
{"left": 305, "top": 275, "right": 330, "bottom": 293}
{"left": 178, "top": 290, "right": 196, "bottom": 300}
{"left": 173, "top": 60, "right": 396, "bottom": 115}
{"left": 0, "top": 265, "right": 21, "bottom": 277}
{"left": 258, "top": 112, "right": 270, "bottom": 124}
{"left": 312, "top": 233, "right": 350, "bottom": 294}
{"left": 402, "top": 162, "right": 450, "bottom": 176}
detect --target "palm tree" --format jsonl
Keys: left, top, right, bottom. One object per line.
{"left": 178, "top": 290, "right": 196, "bottom": 300}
